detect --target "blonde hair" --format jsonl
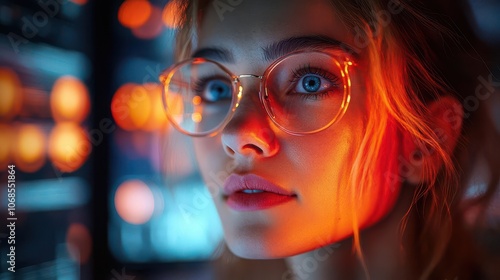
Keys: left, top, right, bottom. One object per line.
{"left": 172, "top": 0, "right": 500, "bottom": 278}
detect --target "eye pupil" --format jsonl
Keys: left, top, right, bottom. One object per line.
{"left": 205, "top": 80, "right": 231, "bottom": 102}
{"left": 303, "top": 75, "right": 321, "bottom": 92}
{"left": 211, "top": 84, "right": 224, "bottom": 94}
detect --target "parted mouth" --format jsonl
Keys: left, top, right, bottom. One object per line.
{"left": 222, "top": 173, "right": 297, "bottom": 211}
{"left": 222, "top": 173, "right": 296, "bottom": 197}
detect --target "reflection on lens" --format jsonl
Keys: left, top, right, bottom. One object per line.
{"left": 164, "top": 60, "right": 235, "bottom": 136}
{"left": 162, "top": 51, "right": 351, "bottom": 136}
{"left": 192, "top": 112, "right": 202, "bottom": 123}
{"left": 263, "top": 52, "right": 349, "bottom": 134}
{"left": 192, "top": 96, "right": 201, "bottom": 105}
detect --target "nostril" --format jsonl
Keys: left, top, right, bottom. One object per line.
{"left": 220, "top": 128, "right": 279, "bottom": 158}
{"left": 241, "top": 144, "right": 264, "bottom": 155}
{"left": 225, "top": 146, "right": 236, "bottom": 156}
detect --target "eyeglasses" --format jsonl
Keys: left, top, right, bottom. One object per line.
{"left": 159, "top": 50, "right": 353, "bottom": 137}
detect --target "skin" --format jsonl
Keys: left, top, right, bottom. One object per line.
{"left": 188, "top": 0, "right": 466, "bottom": 278}
{"left": 192, "top": 0, "right": 405, "bottom": 260}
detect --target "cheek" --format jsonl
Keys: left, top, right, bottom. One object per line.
{"left": 261, "top": 117, "right": 366, "bottom": 249}
{"left": 193, "top": 136, "right": 232, "bottom": 190}
{"left": 288, "top": 100, "right": 401, "bottom": 237}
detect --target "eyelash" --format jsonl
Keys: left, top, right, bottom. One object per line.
{"left": 289, "top": 65, "right": 341, "bottom": 100}
{"left": 193, "top": 75, "right": 231, "bottom": 97}
{"left": 193, "top": 66, "right": 341, "bottom": 101}
{"left": 193, "top": 77, "right": 210, "bottom": 95}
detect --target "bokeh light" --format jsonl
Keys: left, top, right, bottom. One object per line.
{"left": 111, "top": 83, "right": 139, "bottom": 131}
{"left": 51, "top": 76, "right": 90, "bottom": 123}
{"left": 114, "top": 179, "right": 155, "bottom": 224}
{"left": 191, "top": 112, "right": 202, "bottom": 123}
{"left": 129, "top": 85, "right": 152, "bottom": 128}
{"left": 118, "top": 0, "right": 152, "bottom": 28}
{"left": 0, "top": 67, "right": 22, "bottom": 120}
{"left": 141, "top": 83, "right": 167, "bottom": 131}
{"left": 132, "top": 6, "right": 164, "bottom": 40}
{"left": 66, "top": 223, "right": 92, "bottom": 264}
{"left": 49, "top": 122, "right": 91, "bottom": 173}
{"left": 192, "top": 96, "right": 201, "bottom": 105}
{"left": 162, "top": 0, "right": 182, "bottom": 28}
{"left": 13, "top": 124, "right": 47, "bottom": 173}
{"left": 112, "top": 83, "right": 168, "bottom": 131}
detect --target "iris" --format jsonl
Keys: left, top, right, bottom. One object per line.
{"left": 205, "top": 80, "right": 231, "bottom": 102}
{"left": 302, "top": 75, "right": 321, "bottom": 92}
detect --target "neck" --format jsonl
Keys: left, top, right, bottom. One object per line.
{"left": 285, "top": 185, "right": 416, "bottom": 280}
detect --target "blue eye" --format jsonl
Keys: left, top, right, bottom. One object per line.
{"left": 295, "top": 74, "right": 332, "bottom": 94}
{"left": 302, "top": 75, "right": 321, "bottom": 92}
{"left": 203, "top": 80, "right": 232, "bottom": 102}
{"left": 288, "top": 65, "right": 341, "bottom": 99}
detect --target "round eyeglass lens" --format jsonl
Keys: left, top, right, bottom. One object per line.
{"left": 262, "top": 52, "right": 349, "bottom": 134}
{"left": 163, "top": 59, "right": 236, "bottom": 136}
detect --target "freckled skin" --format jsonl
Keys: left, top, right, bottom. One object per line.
{"left": 193, "top": 0, "right": 400, "bottom": 259}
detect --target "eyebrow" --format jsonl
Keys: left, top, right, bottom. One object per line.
{"left": 191, "top": 35, "right": 358, "bottom": 63}
{"left": 262, "top": 35, "right": 359, "bottom": 61}
{"left": 191, "top": 47, "right": 235, "bottom": 63}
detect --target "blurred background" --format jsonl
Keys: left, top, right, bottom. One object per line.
{"left": 0, "top": 0, "right": 498, "bottom": 279}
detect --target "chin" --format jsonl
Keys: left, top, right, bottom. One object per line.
{"left": 225, "top": 235, "right": 297, "bottom": 259}
{"left": 224, "top": 231, "right": 338, "bottom": 260}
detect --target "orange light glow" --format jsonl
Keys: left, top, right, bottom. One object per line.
{"left": 142, "top": 83, "right": 167, "bottom": 131}
{"left": 0, "top": 124, "right": 14, "bottom": 166}
{"left": 51, "top": 76, "right": 90, "bottom": 123}
{"left": 118, "top": 0, "right": 152, "bottom": 28}
{"left": 49, "top": 122, "right": 91, "bottom": 173}
{"left": 112, "top": 83, "right": 138, "bottom": 131}
{"left": 132, "top": 6, "right": 163, "bottom": 40}
{"left": 66, "top": 223, "right": 92, "bottom": 264}
{"left": 192, "top": 96, "right": 201, "bottom": 105}
{"left": 114, "top": 180, "right": 155, "bottom": 224}
{"left": 129, "top": 85, "right": 152, "bottom": 128}
{"left": 112, "top": 83, "right": 169, "bottom": 131}
{"left": 191, "top": 112, "right": 202, "bottom": 123}
{"left": 0, "top": 68, "right": 22, "bottom": 120}
{"left": 13, "top": 124, "right": 47, "bottom": 173}
{"left": 162, "top": 0, "right": 182, "bottom": 28}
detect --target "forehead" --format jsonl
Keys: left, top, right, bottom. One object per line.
{"left": 197, "top": 0, "right": 354, "bottom": 61}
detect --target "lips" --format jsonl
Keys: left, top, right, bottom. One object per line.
{"left": 223, "top": 174, "right": 296, "bottom": 211}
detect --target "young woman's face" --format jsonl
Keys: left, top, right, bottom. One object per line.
{"left": 192, "top": 0, "right": 401, "bottom": 258}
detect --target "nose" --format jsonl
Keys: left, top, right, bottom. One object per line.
{"left": 221, "top": 83, "right": 279, "bottom": 159}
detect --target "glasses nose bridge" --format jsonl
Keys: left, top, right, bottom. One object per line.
{"left": 231, "top": 73, "right": 268, "bottom": 116}
{"left": 237, "top": 74, "right": 263, "bottom": 79}
{"left": 234, "top": 73, "right": 265, "bottom": 101}
{"left": 236, "top": 74, "right": 263, "bottom": 87}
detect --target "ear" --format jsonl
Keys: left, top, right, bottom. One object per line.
{"left": 402, "top": 96, "right": 464, "bottom": 184}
